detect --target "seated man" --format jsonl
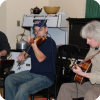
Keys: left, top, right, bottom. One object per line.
{"left": 57, "top": 20, "right": 100, "bottom": 100}
{"left": 0, "top": 31, "right": 10, "bottom": 59}
{"left": 5, "top": 20, "right": 57, "bottom": 100}
{"left": 0, "top": 31, "right": 10, "bottom": 77}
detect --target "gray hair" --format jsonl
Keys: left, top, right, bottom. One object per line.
{"left": 80, "top": 20, "right": 100, "bottom": 42}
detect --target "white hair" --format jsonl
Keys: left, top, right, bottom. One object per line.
{"left": 80, "top": 20, "right": 100, "bottom": 42}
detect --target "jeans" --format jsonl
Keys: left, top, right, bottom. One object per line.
{"left": 5, "top": 70, "right": 53, "bottom": 100}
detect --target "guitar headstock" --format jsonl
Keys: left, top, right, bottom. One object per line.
{"left": 69, "top": 58, "right": 77, "bottom": 70}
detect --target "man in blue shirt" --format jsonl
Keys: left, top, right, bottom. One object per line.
{"left": 5, "top": 20, "right": 57, "bottom": 100}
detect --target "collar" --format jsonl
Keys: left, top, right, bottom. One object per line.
{"left": 95, "top": 47, "right": 99, "bottom": 50}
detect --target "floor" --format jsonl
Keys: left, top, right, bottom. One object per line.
{"left": 0, "top": 88, "right": 54, "bottom": 100}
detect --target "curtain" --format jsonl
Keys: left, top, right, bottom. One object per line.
{"left": 85, "top": 0, "right": 100, "bottom": 18}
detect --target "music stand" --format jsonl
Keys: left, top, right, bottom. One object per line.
{"left": 0, "top": 60, "right": 14, "bottom": 70}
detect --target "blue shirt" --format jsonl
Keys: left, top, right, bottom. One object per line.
{"left": 25, "top": 37, "right": 57, "bottom": 82}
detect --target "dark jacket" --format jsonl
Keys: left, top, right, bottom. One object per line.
{"left": 0, "top": 31, "right": 11, "bottom": 59}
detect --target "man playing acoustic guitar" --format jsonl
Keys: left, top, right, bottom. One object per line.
{"left": 57, "top": 20, "right": 100, "bottom": 100}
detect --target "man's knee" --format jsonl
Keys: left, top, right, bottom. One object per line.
{"left": 5, "top": 74, "right": 10, "bottom": 82}
{"left": 85, "top": 90, "right": 97, "bottom": 99}
{"left": 60, "top": 83, "right": 71, "bottom": 90}
{"left": 5, "top": 74, "right": 13, "bottom": 84}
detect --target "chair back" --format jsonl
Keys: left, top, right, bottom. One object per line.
{"left": 56, "top": 44, "right": 80, "bottom": 81}
{"left": 57, "top": 44, "right": 80, "bottom": 61}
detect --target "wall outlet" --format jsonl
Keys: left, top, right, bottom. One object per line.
{"left": 17, "top": 21, "right": 20, "bottom": 26}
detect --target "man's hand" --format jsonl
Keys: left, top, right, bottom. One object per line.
{"left": 73, "top": 65, "right": 89, "bottom": 78}
{"left": 27, "top": 36, "right": 37, "bottom": 48}
{"left": 17, "top": 53, "right": 25, "bottom": 61}
{"left": 0, "top": 50, "right": 7, "bottom": 58}
{"left": 31, "top": 40, "right": 37, "bottom": 48}
{"left": 27, "top": 36, "right": 31, "bottom": 44}
{"left": 73, "top": 65, "right": 83, "bottom": 76}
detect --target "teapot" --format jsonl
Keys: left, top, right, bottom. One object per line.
{"left": 30, "top": 6, "right": 42, "bottom": 14}
{"left": 16, "top": 34, "right": 29, "bottom": 50}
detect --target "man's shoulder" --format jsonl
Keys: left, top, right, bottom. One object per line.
{"left": 0, "top": 31, "right": 6, "bottom": 37}
{"left": 47, "top": 37, "right": 56, "bottom": 44}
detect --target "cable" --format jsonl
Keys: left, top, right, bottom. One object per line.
{"left": 7, "top": 54, "right": 12, "bottom": 59}
{"left": 75, "top": 82, "right": 78, "bottom": 100}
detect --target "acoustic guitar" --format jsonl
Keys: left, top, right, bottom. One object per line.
{"left": 69, "top": 59, "right": 92, "bottom": 84}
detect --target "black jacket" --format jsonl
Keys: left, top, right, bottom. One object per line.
{"left": 0, "top": 31, "right": 11, "bottom": 59}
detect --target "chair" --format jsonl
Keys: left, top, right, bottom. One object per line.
{"left": 30, "top": 57, "right": 58, "bottom": 100}
{"left": 30, "top": 67, "right": 57, "bottom": 100}
{"left": 30, "top": 44, "right": 82, "bottom": 100}
{"left": 0, "top": 60, "right": 15, "bottom": 98}
{"left": 0, "top": 70, "right": 5, "bottom": 96}
{"left": 30, "top": 87, "right": 50, "bottom": 100}
{"left": 55, "top": 44, "right": 80, "bottom": 99}
{"left": 0, "top": 70, "right": 15, "bottom": 98}
{"left": 73, "top": 97, "right": 84, "bottom": 100}
{"left": 56, "top": 44, "right": 80, "bottom": 81}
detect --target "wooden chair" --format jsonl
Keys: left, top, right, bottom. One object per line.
{"left": 30, "top": 86, "right": 54, "bottom": 100}
{"left": 0, "top": 60, "right": 15, "bottom": 98}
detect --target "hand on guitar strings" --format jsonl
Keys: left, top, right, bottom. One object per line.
{"left": 73, "top": 65, "right": 84, "bottom": 76}
{"left": 69, "top": 59, "right": 90, "bottom": 79}
{"left": 73, "top": 66, "right": 90, "bottom": 78}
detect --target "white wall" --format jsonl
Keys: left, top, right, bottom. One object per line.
{"left": 0, "top": 0, "right": 86, "bottom": 49}
{"left": 0, "top": 1, "right": 7, "bottom": 33}
{"left": 49, "top": 0, "right": 86, "bottom": 18}
{"left": 6, "top": 0, "right": 49, "bottom": 49}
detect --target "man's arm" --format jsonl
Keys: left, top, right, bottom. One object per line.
{"left": 26, "top": 37, "right": 46, "bottom": 62}
{"left": 32, "top": 45, "right": 46, "bottom": 62}
{"left": 17, "top": 51, "right": 29, "bottom": 61}
{"left": 31, "top": 40, "right": 46, "bottom": 62}
{"left": 0, "top": 32, "right": 11, "bottom": 55}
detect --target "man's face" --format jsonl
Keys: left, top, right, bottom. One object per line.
{"left": 34, "top": 26, "right": 48, "bottom": 37}
{"left": 87, "top": 38, "right": 100, "bottom": 48}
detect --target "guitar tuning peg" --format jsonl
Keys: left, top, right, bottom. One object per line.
{"left": 69, "top": 58, "right": 74, "bottom": 68}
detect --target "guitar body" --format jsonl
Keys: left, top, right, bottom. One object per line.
{"left": 74, "top": 60, "right": 92, "bottom": 84}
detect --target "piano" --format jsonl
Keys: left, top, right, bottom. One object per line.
{"left": 0, "top": 60, "right": 14, "bottom": 70}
